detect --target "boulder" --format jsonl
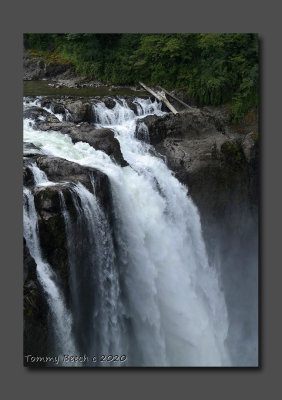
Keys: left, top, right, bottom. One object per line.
{"left": 51, "top": 102, "right": 65, "bottom": 115}
{"left": 137, "top": 108, "right": 220, "bottom": 145}
{"left": 45, "top": 114, "right": 60, "bottom": 124}
{"left": 23, "top": 106, "right": 51, "bottom": 121}
{"left": 39, "top": 100, "right": 66, "bottom": 116}
{"left": 60, "top": 126, "right": 128, "bottom": 167}
{"left": 35, "top": 119, "right": 128, "bottom": 167}
{"left": 99, "top": 97, "right": 116, "bottom": 109}
{"left": 64, "top": 100, "right": 92, "bottom": 122}
{"left": 35, "top": 156, "right": 113, "bottom": 203}
{"left": 124, "top": 97, "right": 138, "bottom": 114}
{"left": 23, "top": 165, "right": 35, "bottom": 187}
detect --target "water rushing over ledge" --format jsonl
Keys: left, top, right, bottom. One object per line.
{"left": 23, "top": 96, "right": 231, "bottom": 366}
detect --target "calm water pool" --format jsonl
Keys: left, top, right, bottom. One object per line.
{"left": 23, "top": 80, "right": 148, "bottom": 98}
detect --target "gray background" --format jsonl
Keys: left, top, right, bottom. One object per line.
{"left": 1, "top": 0, "right": 280, "bottom": 398}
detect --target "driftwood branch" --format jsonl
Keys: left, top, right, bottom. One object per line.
{"left": 157, "top": 86, "right": 193, "bottom": 110}
{"left": 139, "top": 82, "right": 178, "bottom": 114}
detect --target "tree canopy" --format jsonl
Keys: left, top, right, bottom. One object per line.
{"left": 24, "top": 33, "right": 259, "bottom": 121}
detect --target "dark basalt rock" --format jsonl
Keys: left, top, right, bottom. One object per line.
{"left": 35, "top": 119, "right": 128, "bottom": 167}
{"left": 23, "top": 153, "right": 116, "bottom": 362}
{"left": 123, "top": 97, "right": 138, "bottom": 114}
{"left": 39, "top": 99, "right": 66, "bottom": 116}
{"left": 23, "top": 106, "right": 51, "bottom": 121}
{"left": 35, "top": 156, "right": 113, "bottom": 204}
{"left": 33, "top": 184, "right": 71, "bottom": 302}
{"left": 23, "top": 165, "right": 35, "bottom": 187}
{"left": 143, "top": 107, "right": 259, "bottom": 314}
{"left": 64, "top": 100, "right": 92, "bottom": 123}
{"left": 60, "top": 126, "right": 128, "bottom": 167}
{"left": 51, "top": 102, "right": 66, "bottom": 115}
{"left": 98, "top": 97, "right": 116, "bottom": 110}
{"left": 138, "top": 108, "right": 220, "bottom": 146}
{"left": 146, "top": 107, "right": 259, "bottom": 220}
{"left": 23, "top": 52, "right": 75, "bottom": 81}
{"left": 23, "top": 238, "right": 49, "bottom": 363}
{"left": 30, "top": 157, "right": 113, "bottom": 303}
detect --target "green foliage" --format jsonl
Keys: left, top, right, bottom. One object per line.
{"left": 24, "top": 33, "right": 259, "bottom": 121}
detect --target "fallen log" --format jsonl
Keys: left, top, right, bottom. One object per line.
{"left": 139, "top": 82, "right": 178, "bottom": 114}
{"left": 157, "top": 86, "right": 193, "bottom": 110}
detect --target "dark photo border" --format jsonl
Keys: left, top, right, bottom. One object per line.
{"left": 1, "top": 0, "right": 280, "bottom": 398}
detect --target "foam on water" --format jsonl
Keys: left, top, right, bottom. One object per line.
{"left": 23, "top": 96, "right": 230, "bottom": 366}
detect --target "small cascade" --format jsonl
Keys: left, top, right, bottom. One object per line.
{"left": 28, "top": 163, "right": 49, "bottom": 186}
{"left": 135, "top": 122, "right": 150, "bottom": 143}
{"left": 23, "top": 187, "right": 77, "bottom": 362}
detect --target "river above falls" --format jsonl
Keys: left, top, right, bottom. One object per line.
{"left": 24, "top": 80, "right": 148, "bottom": 98}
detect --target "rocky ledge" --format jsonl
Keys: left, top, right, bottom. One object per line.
{"left": 24, "top": 102, "right": 128, "bottom": 167}
{"left": 23, "top": 50, "right": 102, "bottom": 88}
{"left": 137, "top": 106, "right": 258, "bottom": 228}
{"left": 138, "top": 106, "right": 259, "bottom": 364}
{"left": 24, "top": 51, "right": 141, "bottom": 92}
{"left": 23, "top": 155, "right": 114, "bottom": 359}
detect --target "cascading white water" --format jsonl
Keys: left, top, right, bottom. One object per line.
{"left": 59, "top": 183, "right": 126, "bottom": 365}
{"left": 23, "top": 185, "right": 77, "bottom": 361}
{"left": 27, "top": 162, "right": 49, "bottom": 186}
{"left": 23, "top": 96, "right": 230, "bottom": 366}
{"left": 24, "top": 96, "right": 65, "bottom": 121}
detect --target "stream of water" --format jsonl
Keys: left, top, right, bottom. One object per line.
{"left": 23, "top": 97, "right": 230, "bottom": 366}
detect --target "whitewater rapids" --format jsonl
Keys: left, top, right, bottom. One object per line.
{"left": 23, "top": 97, "right": 230, "bottom": 366}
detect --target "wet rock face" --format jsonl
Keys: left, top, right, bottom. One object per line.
{"left": 141, "top": 106, "right": 259, "bottom": 215}
{"left": 23, "top": 238, "right": 49, "bottom": 362}
{"left": 23, "top": 106, "right": 51, "bottom": 121}
{"left": 51, "top": 102, "right": 66, "bottom": 115}
{"left": 36, "top": 156, "right": 97, "bottom": 188}
{"left": 27, "top": 157, "right": 113, "bottom": 285}
{"left": 143, "top": 105, "right": 259, "bottom": 258}
{"left": 138, "top": 108, "right": 220, "bottom": 145}
{"left": 23, "top": 165, "right": 35, "bottom": 187}
{"left": 35, "top": 118, "right": 128, "bottom": 167}
{"left": 36, "top": 98, "right": 92, "bottom": 123}
{"left": 66, "top": 127, "right": 128, "bottom": 167}
{"left": 26, "top": 97, "right": 128, "bottom": 166}
{"left": 97, "top": 97, "right": 116, "bottom": 110}
{"left": 23, "top": 52, "right": 76, "bottom": 81}
{"left": 23, "top": 154, "right": 115, "bottom": 359}
{"left": 35, "top": 156, "right": 113, "bottom": 207}
{"left": 33, "top": 184, "right": 71, "bottom": 303}
{"left": 64, "top": 100, "right": 92, "bottom": 123}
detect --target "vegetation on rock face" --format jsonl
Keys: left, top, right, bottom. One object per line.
{"left": 28, "top": 49, "right": 73, "bottom": 66}
{"left": 24, "top": 33, "right": 259, "bottom": 121}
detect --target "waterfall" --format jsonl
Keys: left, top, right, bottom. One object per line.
{"left": 59, "top": 183, "right": 126, "bottom": 366}
{"left": 27, "top": 162, "right": 49, "bottom": 186}
{"left": 23, "top": 96, "right": 230, "bottom": 366}
{"left": 23, "top": 186, "right": 77, "bottom": 362}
